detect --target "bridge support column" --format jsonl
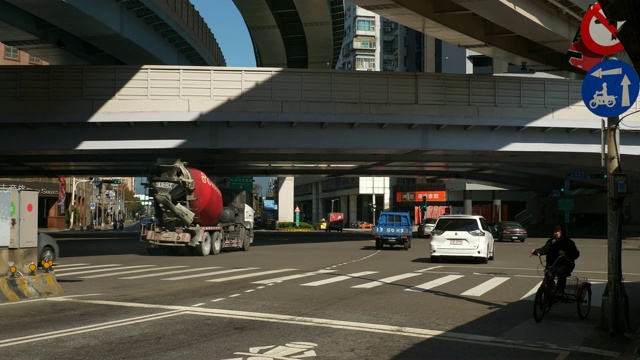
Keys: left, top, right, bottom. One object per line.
{"left": 463, "top": 191, "right": 472, "bottom": 215}
{"left": 277, "top": 177, "right": 294, "bottom": 223}
{"left": 492, "top": 191, "right": 502, "bottom": 223}
{"left": 348, "top": 195, "right": 357, "bottom": 227}
{"left": 312, "top": 182, "right": 324, "bottom": 224}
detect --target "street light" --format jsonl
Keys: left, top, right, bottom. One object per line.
{"left": 331, "top": 198, "right": 338, "bottom": 213}
{"left": 69, "top": 177, "right": 92, "bottom": 230}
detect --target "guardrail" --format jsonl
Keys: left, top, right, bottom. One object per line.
{"left": 0, "top": 66, "right": 583, "bottom": 106}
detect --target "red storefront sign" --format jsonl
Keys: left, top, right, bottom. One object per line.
{"left": 396, "top": 191, "right": 447, "bottom": 202}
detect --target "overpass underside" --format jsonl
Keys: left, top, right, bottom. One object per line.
{"left": 1, "top": 65, "right": 639, "bottom": 193}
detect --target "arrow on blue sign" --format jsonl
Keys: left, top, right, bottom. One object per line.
{"left": 582, "top": 60, "right": 639, "bottom": 117}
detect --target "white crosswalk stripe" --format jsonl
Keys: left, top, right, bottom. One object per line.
{"left": 301, "top": 271, "right": 378, "bottom": 287}
{"left": 460, "top": 277, "right": 510, "bottom": 296}
{"left": 405, "top": 274, "right": 465, "bottom": 292}
{"left": 206, "top": 269, "right": 298, "bottom": 282}
{"left": 121, "top": 267, "right": 222, "bottom": 279}
{"left": 352, "top": 272, "right": 422, "bottom": 289}
{"left": 162, "top": 267, "right": 260, "bottom": 281}
{"left": 521, "top": 281, "right": 543, "bottom": 300}
{"left": 55, "top": 264, "right": 122, "bottom": 273}
{"left": 81, "top": 266, "right": 189, "bottom": 279}
{"left": 252, "top": 269, "right": 337, "bottom": 284}
{"left": 56, "top": 265, "right": 152, "bottom": 277}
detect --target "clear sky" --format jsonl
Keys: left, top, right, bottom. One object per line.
{"left": 191, "top": 0, "right": 256, "bottom": 67}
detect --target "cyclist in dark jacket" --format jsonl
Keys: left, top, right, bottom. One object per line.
{"left": 530, "top": 224, "right": 580, "bottom": 294}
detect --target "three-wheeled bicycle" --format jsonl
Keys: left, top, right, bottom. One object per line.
{"left": 532, "top": 253, "right": 592, "bottom": 322}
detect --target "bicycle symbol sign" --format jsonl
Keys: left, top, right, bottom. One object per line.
{"left": 581, "top": 60, "right": 639, "bottom": 117}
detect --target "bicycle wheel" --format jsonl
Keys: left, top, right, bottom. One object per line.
{"left": 577, "top": 285, "right": 592, "bottom": 319}
{"left": 533, "top": 287, "right": 548, "bottom": 322}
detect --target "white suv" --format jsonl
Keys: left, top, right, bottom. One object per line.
{"left": 429, "top": 215, "right": 495, "bottom": 263}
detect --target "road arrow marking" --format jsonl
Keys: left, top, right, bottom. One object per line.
{"left": 590, "top": 67, "right": 622, "bottom": 78}
{"left": 621, "top": 74, "right": 631, "bottom": 107}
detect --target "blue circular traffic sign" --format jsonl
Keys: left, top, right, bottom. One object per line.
{"left": 582, "top": 60, "right": 639, "bottom": 117}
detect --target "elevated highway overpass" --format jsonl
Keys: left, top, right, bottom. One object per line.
{"left": 1, "top": 65, "right": 639, "bottom": 193}
{"left": 0, "top": 0, "right": 225, "bottom": 66}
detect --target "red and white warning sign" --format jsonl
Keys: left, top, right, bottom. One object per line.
{"left": 580, "top": 2, "right": 625, "bottom": 55}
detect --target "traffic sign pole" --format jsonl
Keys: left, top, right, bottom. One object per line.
{"left": 601, "top": 114, "right": 630, "bottom": 333}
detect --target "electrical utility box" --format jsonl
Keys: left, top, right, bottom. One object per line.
{"left": 8, "top": 190, "right": 38, "bottom": 249}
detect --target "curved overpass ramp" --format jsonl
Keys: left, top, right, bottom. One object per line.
{"left": 0, "top": 0, "right": 225, "bottom": 66}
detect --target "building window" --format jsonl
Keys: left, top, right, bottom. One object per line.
{"left": 356, "top": 57, "right": 375, "bottom": 70}
{"left": 29, "top": 55, "right": 42, "bottom": 64}
{"left": 4, "top": 46, "right": 19, "bottom": 60}
{"left": 353, "top": 37, "right": 376, "bottom": 50}
{"left": 356, "top": 19, "right": 375, "bottom": 31}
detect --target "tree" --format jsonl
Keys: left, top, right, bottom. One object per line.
{"left": 123, "top": 185, "right": 144, "bottom": 216}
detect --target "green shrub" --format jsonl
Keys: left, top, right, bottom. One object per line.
{"left": 277, "top": 221, "right": 313, "bottom": 230}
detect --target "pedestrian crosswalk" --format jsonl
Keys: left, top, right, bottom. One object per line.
{"left": 52, "top": 263, "right": 604, "bottom": 304}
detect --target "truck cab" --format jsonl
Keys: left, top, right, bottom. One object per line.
{"left": 372, "top": 211, "right": 413, "bottom": 250}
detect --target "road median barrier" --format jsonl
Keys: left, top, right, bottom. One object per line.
{"left": 0, "top": 272, "right": 64, "bottom": 303}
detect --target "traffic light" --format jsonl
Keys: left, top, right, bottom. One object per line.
{"left": 590, "top": 173, "right": 608, "bottom": 179}
{"left": 113, "top": 179, "right": 121, "bottom": 184}
{"left": 421, "top": 196, "right": 427, "bottom": 211}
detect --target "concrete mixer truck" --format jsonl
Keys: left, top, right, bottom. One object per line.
{"left": 142, "top": 159, "right": 255, "bottom": 256}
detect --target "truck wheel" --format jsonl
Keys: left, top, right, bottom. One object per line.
{"left": 404, "top": 241, "right": 409, "bottom": 250}
{"left": 211, "top": 231, "right": 222, "bottom": 255}
{"left": 196, "top": 233, "right": 211, "bottom": 256}
{"left": 375, "top": 239, "right": 382, "bottom": 250}
{"left": 240, "top": 227, "right": 250, "bottom": 251}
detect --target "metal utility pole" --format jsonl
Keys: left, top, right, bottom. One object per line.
{"left": 601, "top": 115, "right": 630, "bottom": 333}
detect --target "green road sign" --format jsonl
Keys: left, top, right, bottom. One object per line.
{"left": 229, "top": 177, "right": 254, "bottom": 191}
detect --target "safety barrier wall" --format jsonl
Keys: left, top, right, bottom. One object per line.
{"left": 0, "top": 66, "right": 637, "bottom": 122}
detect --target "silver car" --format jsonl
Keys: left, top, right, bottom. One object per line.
{"left": 38, "top": 233, "right": 59, "bottom": 267}
{"left": 418, "top": 217, "right": 437, "bottom": 237}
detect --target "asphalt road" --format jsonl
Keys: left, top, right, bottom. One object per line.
{"left": 2, "top": 229, "right": 640, "bottom": 359}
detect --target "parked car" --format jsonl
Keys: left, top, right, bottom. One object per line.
{"left": 38, "top": 233, "right": 59, "bottom": 267}
{"left": 493, "top": 221, "right": 527, "bottom": 242}
{"left": 418, "top": 217, "right": 437, "bottom": 237}
{"left": 429, "top": 215, "right": 495, "bottom": 263}
{"left": 358, "top": 222, "right": 373, "bottom": 229}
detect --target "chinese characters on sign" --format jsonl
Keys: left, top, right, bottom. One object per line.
{"left": 396, "top": 191, "right": 447, "bottom": 202}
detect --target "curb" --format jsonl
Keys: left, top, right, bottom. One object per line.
{"left": 0, "top": 272, "right": 64, "bottom": 302}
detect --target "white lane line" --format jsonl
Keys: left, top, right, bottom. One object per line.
{"left": 120, "top": 266, "right": 222, "bottom": 279}
{"left": 300, "top": 271, "right": 378, "bottom": 287}
{"left": 352, "top": 272, "right": 422, "bottom": 289}
{"left": 460, "top": 277, "right": 510, "bottom": 297}
{"left": 0, "top": 309, "right": 185, "bottom": 348}
{"left": 34, "top": 297, "right": 621, "bottom": 358}
{"left": 56, "top": 265, "right": 152, "bottom": 277}
{"left": 81, "top": 266, "right": 189, "bottom": 279}
{"left": 405, "top": 275, "right": 464, "bottom": 292}
{"left": 54, "top": 264, "right": 122, "bottom": 273}
{"left": 252, "top": 269, "right": 337, "bottom": 284}
{"left": 163, "top": 267, "right": 260, "bottom": 281}
{"left": 206, "top": 269, "right": 297, "bottom": 282}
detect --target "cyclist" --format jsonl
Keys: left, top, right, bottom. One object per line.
{"left": 530, "top": 224, "right": 580, "bottom": 296}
